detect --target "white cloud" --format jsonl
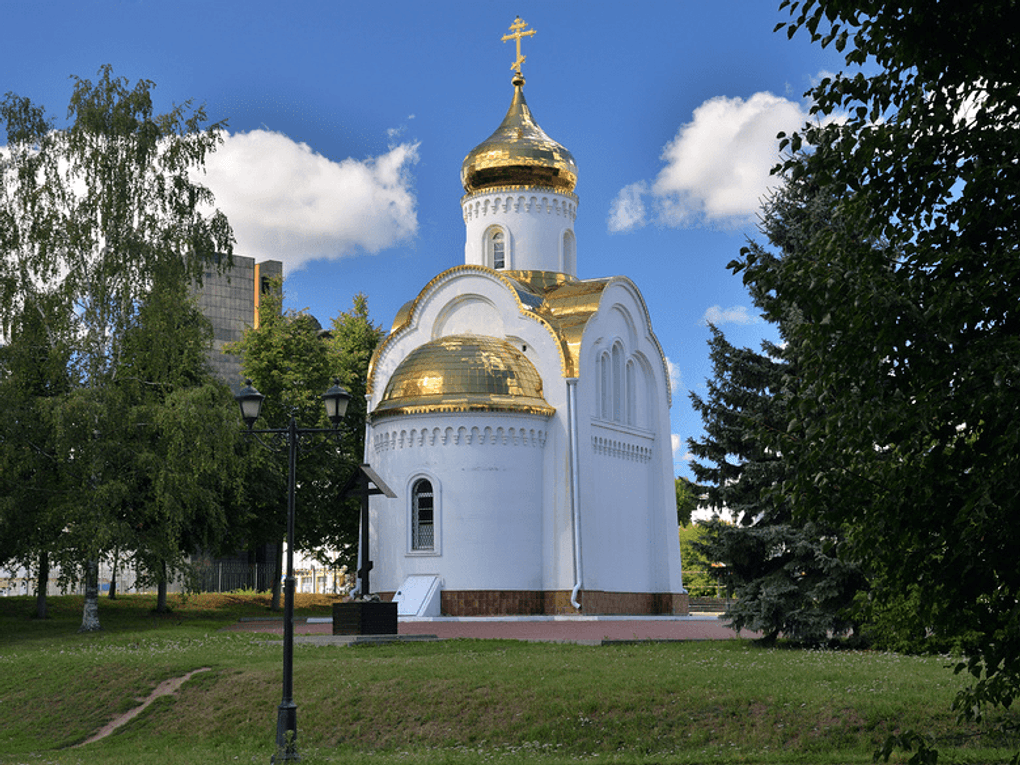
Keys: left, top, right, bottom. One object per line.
{"left": 386, "top": 116, "right": 415, "bottom": 141}
{"left": 671, "top": 434, "right": 682, "bottom": 456}
{"left": 665, "top": 356, "right": 682, "bottom": 394}
{"left": 700, "top": 305, "right": 760, "bottom": 326}
{"left": 199, "top": 130, "right": 420, "bottom": 271}
{"left": 607, "top": 181, "right": 648, "bottom": 233}
{"left": 810, "top": 70, "right": 838, "bottom": 88}
{"left": 608, "top": 91, "right": 815, "bottom": 232}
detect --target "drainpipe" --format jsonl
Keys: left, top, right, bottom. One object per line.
{"left": 566, "top": 378, "right": 583, "bottom": 610}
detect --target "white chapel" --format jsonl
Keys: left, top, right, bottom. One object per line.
{"left": 362, "top": 18, "right": 686, "bottom": 616}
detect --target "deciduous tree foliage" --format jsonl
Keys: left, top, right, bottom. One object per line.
{"left": 1, "top": 66, "right": 234, "bottom": 629}
{"left": 230, "top": 287, "right": 383, "bottom": 608}
{"left": 674, "top": 477, "right": 699, "bottom": 528}
{"left": 0, "top": 294, "right": 74, "bottom": 618}
{"left": 751, "top": 0, "right": 1020, "bottom": 719}
{"left": 677, "top": 523, "right": 715, "bottom": 598}
{"left": 319, "top": 293, "right": 386, "bottom": 565}
{"left": 115, "top": 269, "right": 243, "bottom": 612}
{"left": 228, "top": 284, "right": 332, "bottom": 610}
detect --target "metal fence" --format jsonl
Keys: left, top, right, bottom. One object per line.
{"left": 190, "top": 561, "right": 276, "bottom": 593}
{"left": 189, "top": 560, "right": 350, "bottom": 595}
{"left": 681, "top": 570, "right": 728, "bottom": 598}
{"left": 0, "top": 561, "right": 184, "bottom": 598}
{"left": 1, "top": 560, "right": 349, "bottom": 598}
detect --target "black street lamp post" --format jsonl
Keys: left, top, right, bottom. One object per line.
{"left": 236, "top": 378, "right": 352, "bottom": 763}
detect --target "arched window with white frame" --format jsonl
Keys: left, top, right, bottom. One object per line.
{"left": 486, "top": 227, "right": 507, "bottom": 269}
{"left": 599, "top": 351, "right": 611, "bottom": 419}
{"left": 411, "top": 478, "right": 435, "bottom": 551}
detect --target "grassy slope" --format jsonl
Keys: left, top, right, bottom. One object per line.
{"left": 0, "top": 594, "right": 1016, "bottom": 764}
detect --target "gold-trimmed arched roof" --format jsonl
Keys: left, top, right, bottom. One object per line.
{"left": 367, "top": 266, "right": 572, "bottom": 397}
{"left": 366, "top": 268, "right": 672, "bottom": 408}
{"left": 390, "top": 299, "right": 415, "bottom": 333}
{"left": 373, "top": 334, "right": 554, "bottom": 419}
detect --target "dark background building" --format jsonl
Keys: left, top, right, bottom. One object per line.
{"left": 194, "top": 256, "right": 282, "bottom": 393}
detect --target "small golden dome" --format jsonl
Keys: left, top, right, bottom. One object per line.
{"left": 374, "top": 334, "right": 554, "bottom": 418}
{"left": 461, "top": 73, "right": 578, "bottom": 194}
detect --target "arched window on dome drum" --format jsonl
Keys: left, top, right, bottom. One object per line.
{"left": 411, "top": 479, "right": 434, "bottom": 551}
{"left": 626, "top": 360, "right": 636, "bottom": 426}
{"left": 599, "top": 351, "right": 611, "bottom": 419}
{"left": 612, "top": 344, "right": 624, "bottom": 422}
{"left": 491, "top": 229, "right": 506, "bottom": 269}
{"left": 562, "top": 230, "right": 576, "bottom": 275}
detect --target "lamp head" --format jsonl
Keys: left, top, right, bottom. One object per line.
{"left": 322, "top": 379, "right": 352, "bottom": 427}
{"left": 236, "top": 379, "right": 265, "bottom": 428}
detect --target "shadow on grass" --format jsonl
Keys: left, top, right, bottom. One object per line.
{"left": 0, "top": 592, "right": 341, "bottom": 647}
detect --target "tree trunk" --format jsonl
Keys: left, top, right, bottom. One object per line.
{"left": 35, "top": 551, "right": 49, "bottom": 620}
{"left": 79, "top": 560, "right": 102, "bottom": 632}
{"left": 271, "top": 542, "right": 283, "bottom": 612}
{"left": 108, "top": 548, "right": 118, "bottom": 599}
{"left": 156, "top": 560, "right": 168, "bottom": 613}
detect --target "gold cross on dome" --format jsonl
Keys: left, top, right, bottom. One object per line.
{"left": 501, "top": 16, "right": 536, "bottom": 75}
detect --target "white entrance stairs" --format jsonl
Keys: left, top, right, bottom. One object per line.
{"left": 393, "top": 575, "right": 441, "bottom": 617}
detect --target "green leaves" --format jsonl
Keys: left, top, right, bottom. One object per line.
{"left": 674, "top": 477, "right": 700, "bottom": 528}
{"left": 1, "top": 67, "right": 237, "bottom": 625}
{"left": 229, "top": 289, "right": 384, "bottom": 571}
{"left": 754, "top": 0, "right": 1020, "bottom": 749}
{"left": 876, "top": 730, "right": 940, "bottom": 765}
{"left": 2, "top": 65, "right": 233, "bottom": 381}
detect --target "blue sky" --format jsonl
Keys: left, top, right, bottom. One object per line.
{"left": 2, "top": 1, "right": 843, "bottom": 480}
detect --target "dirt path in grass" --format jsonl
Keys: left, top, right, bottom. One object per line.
{"left": 75, "top": 667, "right": 211, "bottom": 747}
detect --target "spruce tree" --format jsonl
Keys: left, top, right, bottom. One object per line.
{"left": 690, "top": 169, "right": 868, "bottom": 644}
{"left": 689, "top": 327, "right": 862, "bottom": 644}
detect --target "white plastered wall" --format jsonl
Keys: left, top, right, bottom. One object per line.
{"left": 462, "top": 189, "right": 578, "bottom": 276}
{"left": 366, "top": 267, "right": 574, "bottom": 595}
{"left": 369, "top": 412, "right": 550, "bottom": 594}
{"left": 574, "top": 278, "right": 683, "bottom": 595}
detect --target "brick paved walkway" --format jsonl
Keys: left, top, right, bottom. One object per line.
{"left": 224, "top": 615, "right": 757, "bottom": 643}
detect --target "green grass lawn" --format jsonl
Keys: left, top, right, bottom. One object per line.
{"left": 0, "top": 593, "right": 1016, "bottom": 764}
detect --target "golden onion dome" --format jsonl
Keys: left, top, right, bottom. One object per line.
{"left": 374, "top": 334, "right": 554, "bottom": 418}
{"left": 461, "top": 73, "right": 578, "bottom": 194}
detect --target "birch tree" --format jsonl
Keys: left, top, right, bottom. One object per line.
{"left": 116, "top": 269, "right": 243, "bottom": 612}
{"left": 1, "top": 66, "right": 233, "bottom": 630}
